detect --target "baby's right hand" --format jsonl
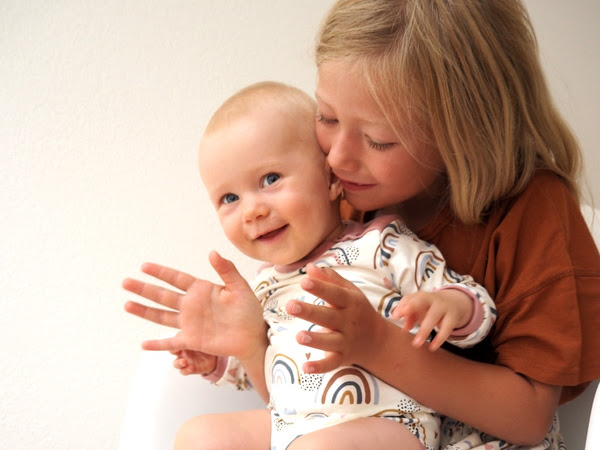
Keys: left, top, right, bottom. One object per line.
{"left": 172, "top": 349, "right": 217, "bottom": 376}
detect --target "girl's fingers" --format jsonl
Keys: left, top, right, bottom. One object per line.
{"left": 296, "top": 329, "right": 344, "bottom": 353}
{"left": 295, "top": 330, "right": 345, "bottom": 374}
{"left": 303, "top": 353, "right": 343, "bottom": 374}
{"left": 301, "top": 266, "right": 361, "bottom": 309}
{"left": 286, "top": 300, "right": 340, "bottom": 330}
{"left": 124, "top": 301, "right": 179, "bottom": 328}
{"left": 122, "top": 278, "right": 182, "bottom": 310}
{"left": 140, "top": 262, "right": 197, "bottom": 292}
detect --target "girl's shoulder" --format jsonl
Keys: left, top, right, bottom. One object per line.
{"left": 511, "top": 170, "right": 574, "bottom": 207}
{"left": 493, "top": 170, "right": 581, "bottom": 233}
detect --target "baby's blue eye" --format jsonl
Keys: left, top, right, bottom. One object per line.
{"left": 221, "top": 193, "right": 239, "bottom": 204}
{"left": 262, "top": 173, "right": 280, "bottom": 187}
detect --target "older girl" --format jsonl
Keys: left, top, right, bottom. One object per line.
{"left": 288, "top": 0, "right": 599, "bottom": 448}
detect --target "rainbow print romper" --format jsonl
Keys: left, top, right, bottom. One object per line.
{"left": 215, "top": 216, "right": 496, "bottom": 449}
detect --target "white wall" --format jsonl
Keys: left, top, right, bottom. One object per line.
{"left": 1, "top": 1, "right": 598, "bottom": 449}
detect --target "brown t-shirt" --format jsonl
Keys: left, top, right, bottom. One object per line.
{"left": 343, "top": 171, "right": 600, "bottom": 403}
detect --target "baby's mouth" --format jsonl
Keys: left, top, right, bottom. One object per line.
{"left": 257, "top": 225, "right": 288, "bottom": 241}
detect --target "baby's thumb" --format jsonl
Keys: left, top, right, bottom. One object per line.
{"left": 208, "top": 250, "right": 248, "bottom": 289}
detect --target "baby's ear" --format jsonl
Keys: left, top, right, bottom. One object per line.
{"left": 329, "top": 173, "right": 344, "bottom": 201}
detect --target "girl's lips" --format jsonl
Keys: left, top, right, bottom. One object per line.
{"left": 340, "top": 179, "right": 375, "bottom": 192}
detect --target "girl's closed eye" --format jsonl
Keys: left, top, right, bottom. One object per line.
{"left": 316, "top": 113, "right": 338, "bottom": 126}
{"left": 262, "top": 173, "right": 281, "bottom": 187}
{"left": 221, "top": 193, "right": 239, "bottom": 204}
{"left": 367, "top": 137, "right": 394, "bottom": 151}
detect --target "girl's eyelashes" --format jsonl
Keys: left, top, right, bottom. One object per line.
{"left": 368, "top": 140, "right": 394, "bottom": 151}
{"left": 316, "top": 113, "right": 338, "bottom": 125}
{"left": 317, "top": 111, "right": 394, "bottom": 150}
{"left": 262, "top": 172, "right": 280, "bottom": 187}
{"left": 221, "top": 193, "right": 239, "bottom": 204}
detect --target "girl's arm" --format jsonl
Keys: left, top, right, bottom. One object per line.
{"left": 287, "top": 264, "right": 560, "bottom": 446}
{"left": 369, "top": 317, "right": 561, "bottom": 445}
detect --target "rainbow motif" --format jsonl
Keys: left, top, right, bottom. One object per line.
{"left": 320, "top": 367, "right": 376, "bottom": 405}
{"left": 270, "top": 354, "right": 300, "bottom": 385}
{"left": 377, "top": 227, "right": 400, "bottom": 267}
{"left": 304, "top": 412, "right": 329, "bottom": 420}
{"left": 377, "top": 291, "right": 402, "bottom": 317}
{"left": 414, "top": 250, "right": 444, "bottom": 288}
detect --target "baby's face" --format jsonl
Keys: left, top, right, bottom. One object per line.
{"left": 199, "top": 108, "right": 342, "bottom": 265}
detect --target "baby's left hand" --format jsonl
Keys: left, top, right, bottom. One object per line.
{"left": 171, "top": 348, "right": 217, "bottom": 376}
{"left": 391, "top": 289, "right": 473, "bottom": 351}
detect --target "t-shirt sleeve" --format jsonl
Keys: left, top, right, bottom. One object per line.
{"left": 485, "top": 177, "right": 600, "bottom": 403}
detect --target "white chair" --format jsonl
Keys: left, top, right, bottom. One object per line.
{"left": 556, "top": 204, "right": 600, "bottom": 449}
{"left": 118, "top": 206, "right": 600, "bottom": 449}
{"left": 585, "top": 381, "right": 600, "bottom": 449}
{"left": 117, "top": 349, "right": 264, "bottom": 450}
{"left": 559, "top": 379, "right": 599, "bottom": 449}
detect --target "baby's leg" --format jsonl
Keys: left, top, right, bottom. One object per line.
{"left": 174, "top": 409, "right": 270, "bottom": 450}
{"left": 287, "top": 417, "right": 424, "bottom": 450}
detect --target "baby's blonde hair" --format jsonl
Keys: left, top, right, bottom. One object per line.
{"left": 204, "top": 81, "right": 317, "bottom": 145}
{"left": 316, "top": 0, "right": 582, "bottom": 223}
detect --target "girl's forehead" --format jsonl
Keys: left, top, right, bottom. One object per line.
{"left": 317, "top": 61, "right": 375, "bottom": 107}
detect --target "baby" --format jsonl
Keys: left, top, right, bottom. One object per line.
{"left": 126, "top": 81, "right": 496, "bottom": 449}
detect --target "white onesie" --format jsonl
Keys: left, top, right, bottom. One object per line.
{"left": 210, "top": 216, "right": 496, "bottom": 449}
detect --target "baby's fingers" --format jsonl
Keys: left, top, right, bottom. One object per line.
{"left": 122, "top": 278, "right": 181, "bottom": 311}
{"left": 391, "top": 294, "right": 424, "bottom": 321}
{"left": 173, "top": 356, "right": 188, "bottom": 370}
{"left": 427, "top": 316, "right": 456, "bottom": 351}
{"left": 140, "top": 262, "right": 196, "bottom": 292}
{"left": 141, "top": 335, "right": 184, "bottom": 352}
{"left": 173, "top": 357, "right": 195, "bottom": 376}
{"left": 209, "top": 251, "right": 251, "bottom": 293}
{"left": 124, "top": 301, "right": 179, "bottom": 328}
{"left": 410, "top": 308, "right": 444, "bottom": 349}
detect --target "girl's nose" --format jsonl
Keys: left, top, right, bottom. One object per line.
{"left": 327, "top": 130, "right": 360, "bottom": 173}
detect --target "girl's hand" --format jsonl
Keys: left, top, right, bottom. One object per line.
{"left": 285, "top": 264, "right": 391, "bottom": 374}
{"left": 123, "top": 250, "right": 267, "bottom": 362}
{"left": 171, "top": 347, "right": 218, "bottom": 376}
{"left": 391, "top": 288, "right": 474, "bottom": 351}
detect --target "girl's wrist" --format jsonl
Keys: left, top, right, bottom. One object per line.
{"left": 360, "top": 316, "right": 403, "bottom": 370}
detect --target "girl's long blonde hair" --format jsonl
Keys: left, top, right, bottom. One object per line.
{"left": 316, "top": 0, "right": 582, "bottom": 223}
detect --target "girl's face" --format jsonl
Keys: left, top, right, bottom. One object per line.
{"left": 315, "top": 60, "right": 446, "bottom": 215}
